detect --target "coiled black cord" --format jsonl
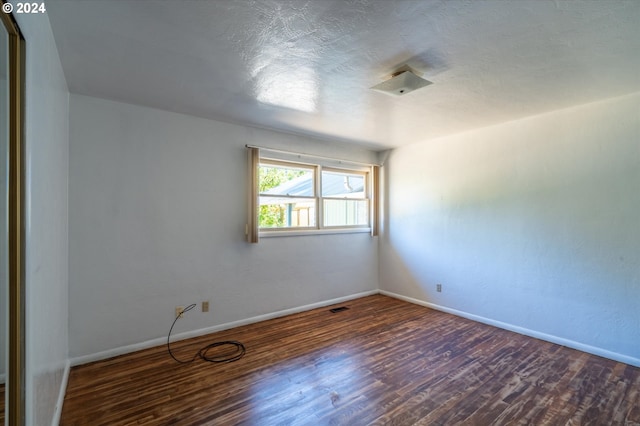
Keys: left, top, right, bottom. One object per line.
{"left": 167, "top": 304, "right": 246, "bottom": 364}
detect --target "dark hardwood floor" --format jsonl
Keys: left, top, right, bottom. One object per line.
{"left": 61, "top": 295, "right": 640, "bottom": 425}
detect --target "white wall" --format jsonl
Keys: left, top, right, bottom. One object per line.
{"left": 380, "top": 92, "right": 640, "bottom": 366}
{"left": 68, "top": 95, "right": 378, "bottom": 360}
{"left": 13, "top": 9, "right": 70, "bottom": 426}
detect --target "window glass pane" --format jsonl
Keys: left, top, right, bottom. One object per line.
{"left": 323, "top": 199, "right": 369, "bottom": 227}
{"left": 259, "top": 197, "right": 316, "bottom": 228}
{"left": 322, "top": 170, "right": 365, "bottom": 198}
{"left": 259, "top": 164, "right": 314, "bottom": 197}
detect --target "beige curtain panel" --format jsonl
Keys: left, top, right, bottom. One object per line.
{"left": 246, "top": 147, "right": 259, "bottom": 243}
{"left": 371, "top": 165, "right": 380, "bottom": 237}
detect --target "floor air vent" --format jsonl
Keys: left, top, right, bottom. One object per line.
{"left": 329, "top": 306, "right": 349, "bottom": 313}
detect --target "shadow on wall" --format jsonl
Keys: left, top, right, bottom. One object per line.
{"left": 381, "top": 98, "right": 640, "bottom": 360}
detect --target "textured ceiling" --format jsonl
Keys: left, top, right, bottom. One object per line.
{"left": 46, "top": 0, "right": 640, "bottom": 150}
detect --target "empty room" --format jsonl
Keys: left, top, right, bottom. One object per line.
{"left": 2, "top": 0, "right": 639, "bottom": 424}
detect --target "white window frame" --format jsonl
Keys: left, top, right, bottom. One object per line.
{"left": 258, "top": 159, "right": 318, "bottom": 231}
{"left": 257, "top": 156, "right": 374, "bottom": 237}
{"left": 320, "top": 166, "right": 370, "bottom": 230}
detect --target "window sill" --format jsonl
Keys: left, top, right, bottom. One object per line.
{"left": 259, "top": 228, "right": 372, "bottom": 238}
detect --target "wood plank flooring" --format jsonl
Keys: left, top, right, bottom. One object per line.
{"left": 61, "top": 295, "right": 640, "bottom": 425}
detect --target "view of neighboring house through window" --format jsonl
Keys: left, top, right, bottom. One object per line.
{"left": 258, "top": 159, "right": 370, "bottom": 230}
{"left": 321, "top": 169, "right": 368, "bottom": 227}
{"left": 259, "top": 161, "right": 316, "bottom": 228}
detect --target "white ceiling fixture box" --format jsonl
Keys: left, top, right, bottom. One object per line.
{"left": 371, "top": 68, "right": 433, "bottom": 96}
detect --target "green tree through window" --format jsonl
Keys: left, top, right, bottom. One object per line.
{"left": 258, "top": 165, "right": 306, "bottom": 227}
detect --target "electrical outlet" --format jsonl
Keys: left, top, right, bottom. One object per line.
{"left": 436, "top": 284, "right": 442, "bottom": 293}
{"left": 175, "top": 306, "right": 184, "bottom": 319}
{"left": 202, "top": 301, "right": 209, "bottom": 312}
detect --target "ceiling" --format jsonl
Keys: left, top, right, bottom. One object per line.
{"left": 46, "top": 0, "right": 640, "bottom": 150}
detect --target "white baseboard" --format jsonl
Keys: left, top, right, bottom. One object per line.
{"left": 70, "top": 290, "right": 379, "bottom": 367}
{"left": 379, "top": 290, "right": 640, "bottom": 368}
{"left": 51, "top": 360, "right": 70, "bottom": 426}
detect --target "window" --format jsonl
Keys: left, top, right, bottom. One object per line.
{"left": 258, "top": 161, "right": 317, "bottom": 229}
{"left": 247, "top": 148, "right": 378, "bottom": 239}
{"left": 321, "top": 169, "right": 369, "bottom": 227}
